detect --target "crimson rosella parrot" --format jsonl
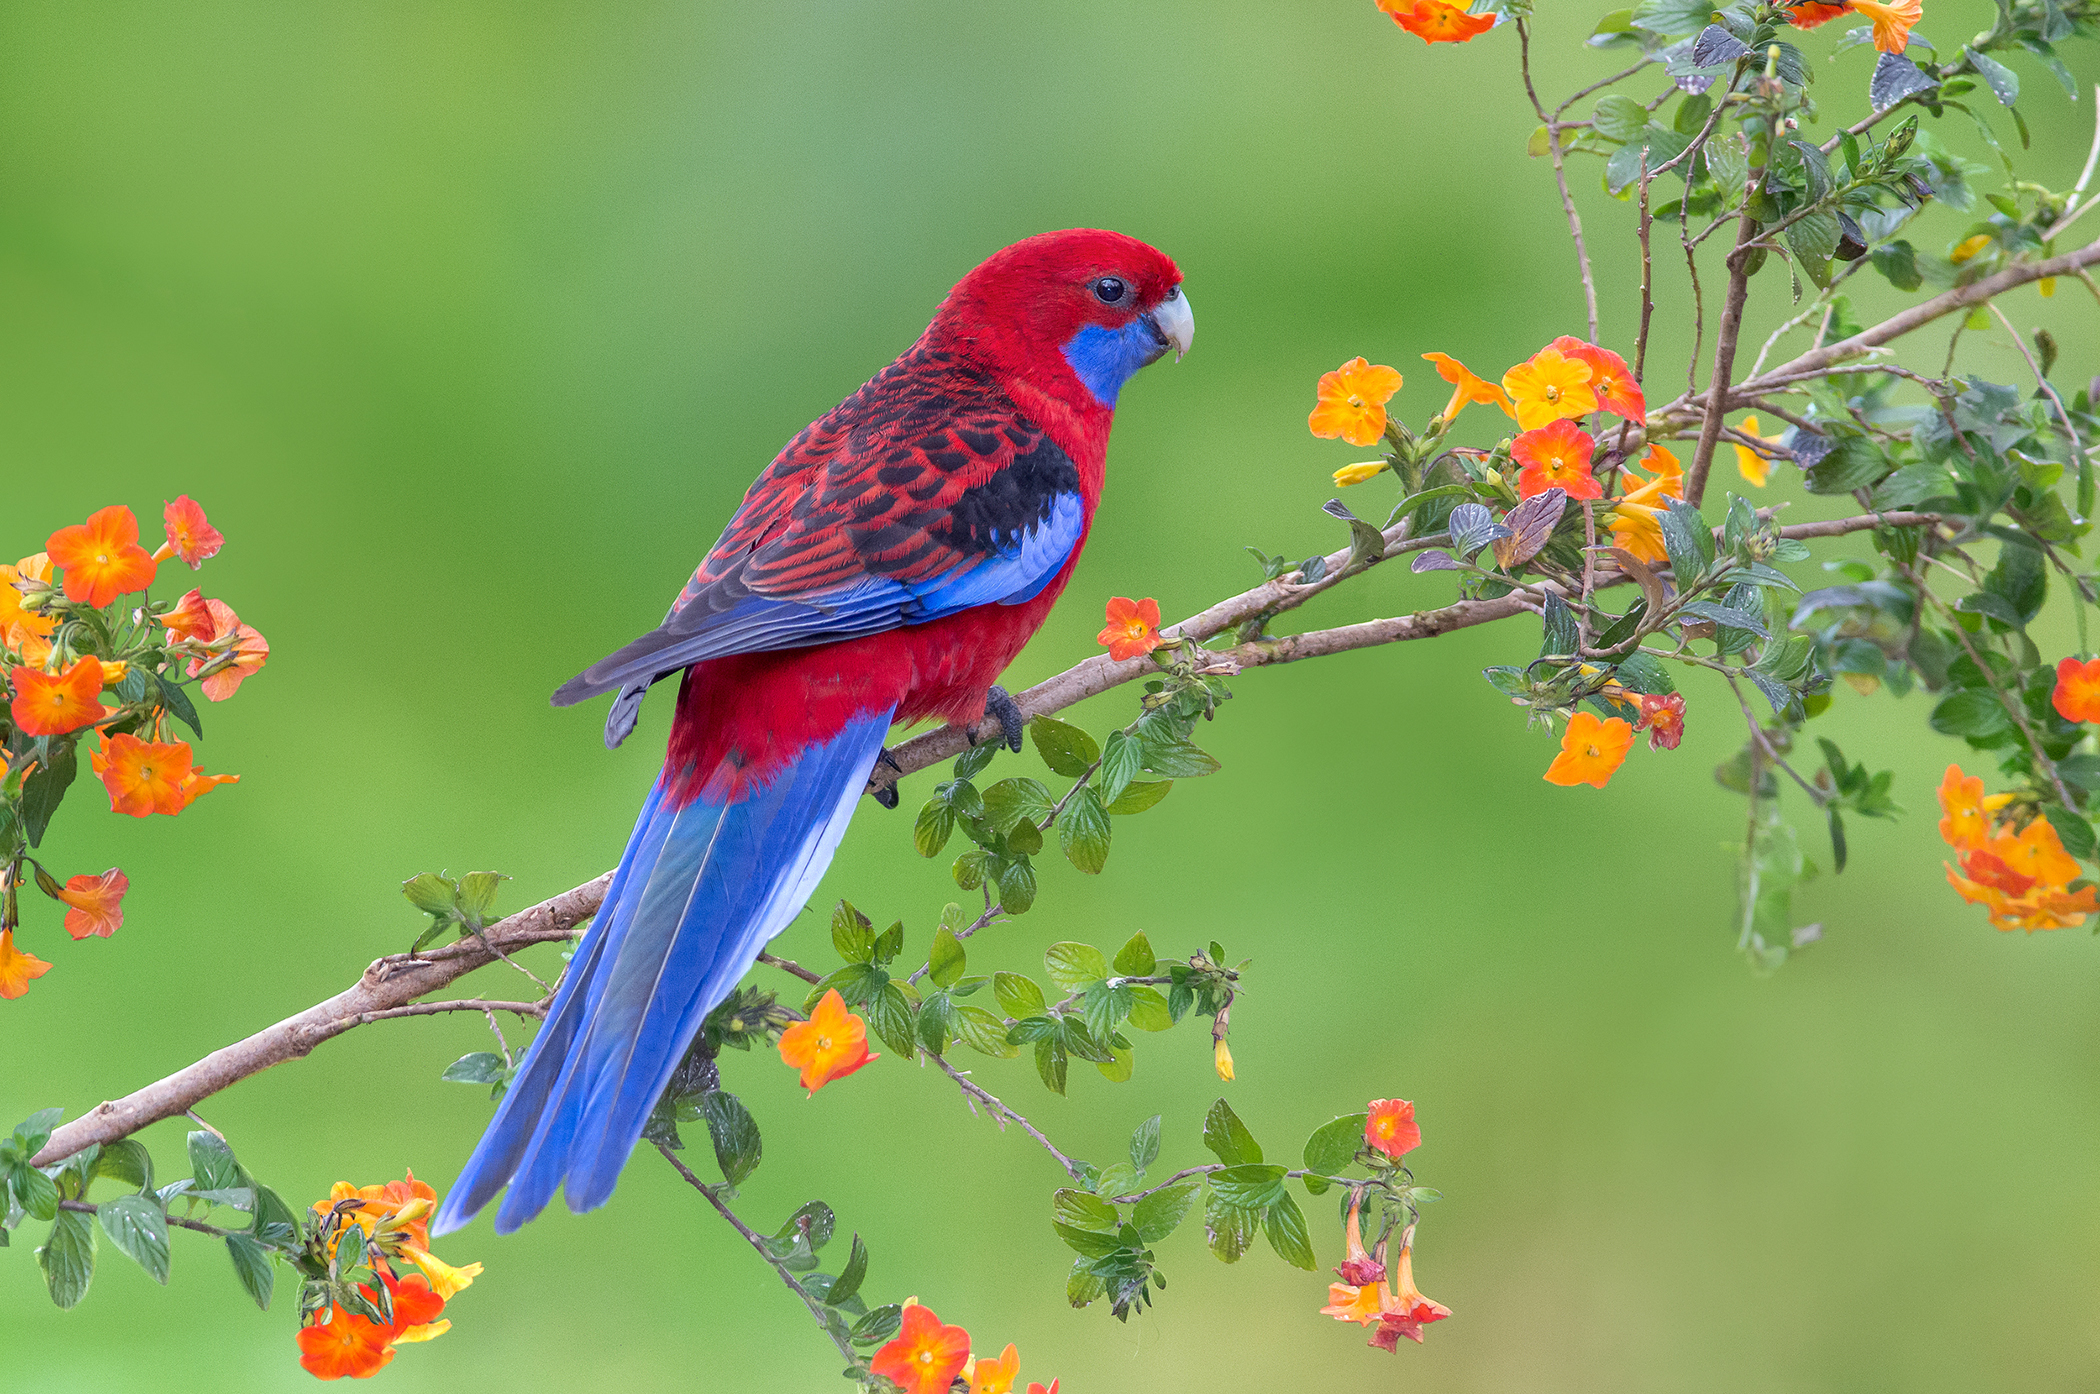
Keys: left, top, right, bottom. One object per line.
{"left": 435, "top": 229, "right": 1191, "bottom": 1235}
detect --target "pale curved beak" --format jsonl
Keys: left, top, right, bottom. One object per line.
{"left": 1150, "top": 286, "right": 1194, "bottom": 361}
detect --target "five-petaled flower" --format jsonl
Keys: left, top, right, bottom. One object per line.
{"left": 1850, "top": 0, "right": 1920, "bottom": 52}
{"left": 1511, "top": 418, "right": 1601, "bottom": 501}
{"left": 91, "top": 732, "right": 239, "bottom": 818}
{"left": 1378, "top": 0, "right": 1496, "bottom": 43}
{"left": 968, "top": 1342, "right": 1021, "bottom": 1394}
{"left": 0, "top": 929, "right": 54, "bottom": 1000}
{"left": 156, "top": 496, "right": 225, "bottom": 569}
{"left": 295, "top": 1302, "right": 397, "bottom": 1381}
{"left": 870, "top": 1301, "right": 972, "bottom": 1394}
{"left": 1365, "top": 1097, "right": 1421, "bottom": 1159}
{"left": 1309, "top": 357, "right": 1404, "bottom": 448}
{"left": 9, "top": 656, "right": 109, "bottom": 737}
{"left": 1421, "top": 351, "right": 1513, "bottom": 422}
{"left": 1544, "top": 711, "right": 1635, "bottom": 788}
{"left": 46, "top": 505, "right": 157, "bottom": 608}
{"left": 56, "top": 868, "right": 129, "bottom": 940}
{"left": 1097, "top": 596, "right": 1166, "bottom": 662}
{"left": 186, "top": 597, "right": 270, "bottom": 701}
{"left": 298, "top": 1172, "right": 477, "bottom": 1378}
{"left": 1550, "top": 337, "right": 1645, "bottom": 421}
{"left": 779, "top": 988, "right": 877, "bottom": 1092}
{"left": 2052, "top": 657, "right": 2100, "bottom": 723}
{"left": 1938, "top": 764, "right": 2099, "bottom": 931}
{"left": 1635, "top": 692, "right": 1686, "bottom": 751}
{"left": 1733, "top": 415, "right": 1778, "bottom": 488}
{"left": 1502, "top": 346, "right": 1597, "bottom": 430}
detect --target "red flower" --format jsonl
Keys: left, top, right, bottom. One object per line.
{"left": 1787, "top": 2, "right": 1852, "bottom": 25}
{"left": 870, "top": 1302, "right": 972, "bottom": 1394}
{"left": 1365, "top": 1098, "right": 1421, "bottom": 1159}
{"left": 158, "top": 588, "right": 218, "bottom": 644}
{"left": 778, "top": 989, "right": 877, "bottom": 1093}
{"left": 55, "top": 868, "right": 129, "bottom": 940}
{"left": 1096, "top": 597, "right": 1166, "bottom": 662}
{"left": 1378, "top": 0, "right": 1495, "bottom": 43}
{"left": 295, "top": 1304, "right": 396, "bottom": 1381}
{"left": 1510, "top": 419, "right": 1601, "bottom": 500}
{"left": 157, "top": 496, "right": 225, "bottom": 569}
{"left": 186, "top": 598, "right": 269, "bottom": 701}
{"left": 9, "top": 656, "right": 108, "bottom": 737}
{"left": 46, "top": 505, "right": 157, "bottom": 607}
{"left": 1368, "top": 1244, "right": 1453, "bottom": 1350}
{"left": 1634, "top": 692, "right": 1685, "bottom": 751}
{"left": 2053, "top": 657, "right": 2100, "bottom": 723}
{"left": 1549, "top": 336, "right": 1645, "bottom": 421}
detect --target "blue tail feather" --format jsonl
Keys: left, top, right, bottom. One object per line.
{"left": 433, "top": 707, "right": 893, "bottom": 1236}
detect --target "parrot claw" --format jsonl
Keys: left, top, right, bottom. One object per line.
{"left": 870, "top": 747, "right": 903, "bottom": 809}
{"left": 984, "top": 685, "right": 1026, "bottom": 753}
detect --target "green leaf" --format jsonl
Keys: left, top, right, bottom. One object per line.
{"left": 440, "top": 1052, "right": 509, "bottom": 1086}
{"left": 1045, "top": 941, "right": 1110, "bottom": 992}
{"left": 1540, "top": 592, "right": 1578, "bottom": 658}
{"left": 1034, "top": 1037, "right": 1068, "bottom": 1095}
{"left": 226, "top": 1233, "right": 274, "bottom": 1310}
{"left": 98, "top": 1194, "right": 170, "bottom": 1285}
{"left": 1057, "top": 789, "right": 1113, "bottom": 874}
{"left": 1112, "top": 931, "right": 1156, "bottom": 977}
{"left": 1096, "top": 731, "right": 1142, "bottom": 807}
{"left": 1929, "top": 689, "right": 2012, "bottom": 738}
{"left": 1105, "top": 780, "right": 1172, "bottom": 816}
{"left": 1302, "top": 1113, "right": 1370, "bottom": 1175}
{"left": 1262, "top": 1192, "right": 1318, "bottom": 1271}
{"left": 400, "top": 872, "right": 457, "bottom": 918}
{"left": 156, "top": 677, "right": 204, "bottom": 739}
{"left": 1096, "top": 1043, "right": 1135, "bottom": 1084}
{"left": 1592, "top": 93, "right": 1648, "bottom": 142}
{"left": 1054, "top": 1187, "right": 1120, "bottom": 1232}
{"left": 1202, "top": 1098, "right": 1262, "bottom": 1165}
{"left": 1203, "top": 1193, "right": 1261, "bottom": 1264}
{"left": 831, "top": 901, "right": 876, "bottom": 963}
{"left": 1129, "top": 1115, "right": 1162, "bottom": 1175}
{"left": 14, "top": 1165, "right": 60, "bottom": 1221}
{"left": 21, "top": 740, "right": 78, "bottom": 848}
{"left": 1135, "top": 736, "right": 1221, "bottom": 778}
{"left": 1208, "top": 1163, "right": 1288, "bottom": 1209}
{"left": 12, "top": 1106, "right": 64, "bottom": 1157}
{"left": 913, "top": 800, "right": 956, "bottom": 858}
{"left": 1965, "top": 46, "right": 2019, "bottom": 105}
{"left": 1030, "top": 717, "right": 1099, "bottom": 777}
{"left": 851, "top": 1304, "right": 904, "bottom": 1346}
{"left": 1125, "top": 985, "right": 1174, "bottom": 1032}
{"left": 916, "top": 992, "right": 956, "bottom": 1055}
{"left": 455, "top": 871, "right": 506, "bottom": 927}
{"left": 37, "top": 1209, "right": 95, "bottom": 1308}
{"left": 1133, "top": 1183, "right": 1199, "bottom": 1242}
{"left": 952, "top": 1005, "right": 1018, "bottom": 1058}
{"left": 1054, "top": 1221, "right": 1125, "bottom": 1258}
{"left": 701, "top": 1092, "right": 762, "bottom": 1186}
{"left": 980, "top": 777, "right": 1056, "bottom": 831}
{"left": 93, "top": 1140, "right": 153, "bottom": 1192}
{"left": 866, "top": 984, "right": 919, "bottom": 1061}
{"left": 928, "top": 926, "right": 966, "bottom": 989}
{"left": 994, "top": 857, "right": 1037, "bottom": 915}
{"left": 826, "top": 1234, "right": 869, "bottom": 1307}
{"left": 993, "top": 971, "right": 1046, "bottom": 1018}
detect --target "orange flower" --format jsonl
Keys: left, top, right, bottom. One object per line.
{"left": 779, "top": 988, "right": 877, "bottom": 1093}
{"left": 1421, "top": 351, "right": 1513, "bottom": 422}
{"left": 1510, "top": 419, "right": 1601, "bottom": 500}
{"left": 186, "top": 598, "right": 269, "bottom": 700}
{"left": 9, "top": 656, "right": 109, "bottom": 737}
{"left": 1637, "top": 443, "right": 1685, "bottom": 498}
{"left": 1369, "top": 1244, "right": 1453, "bottom": 1350}
{"left": 1850, "top": 0, "right": 1919, "bottom": 52}
{"left": 1608, "top": 466, "right": 1677, "bottom": 565}
{"left": 0, "top": 930, "right": 54, "bottom": 1000}
{"left": 870, "top": 1302, "right": 972, "bottom": 1394}
{"left": 378, "top": 1268, "right": 449, "bottom": 1343}
{"left": 1733, "top": 415, "right": 1776, "bottom": 488}
{"left": 1549, "top": 336, "right": 1644, "bottom": 421}
{"left": 1321, "top": 1278, "right": 1387, "bottom": 1326}
{"left": 2053, "top": 657, "right": 2100, "bottom": 723}
{"left": 156, "top": 496, "right": 224, "bottom": 569}
{"left": 1989, "top": 816, "right": 2081, "bottom": 890}
{"left": 46, "top": 505, "right": 157, "bottom": 607}
{"left": 1544, "top": 711, "right": 1635, "bottom": 788}
{"left": 1309, "top": 357, "right": 1404, "bottom": 448}
{"left": 93, "top": 733, "right": 188, "bottom": 817}
{"left": 56, "top": 868, "right": 129, "bottom": 940}
{"left": 158, "top": 588, "right": 218, "bottom": 644}
{"left": 1635, "top": 692, "right": 1685, "bottom": 750}
{"left": 0, "top": 555, "right": 55, "bottom": 643}
{"left": 1096, "top": 596, "right": 1165, "bottom": 662}
{"left": 314, "top": 1171, "right": 441, "bottom": 1253}
{"left": 1334, "top": 1188, "right": 1384, "bottom": 1286}
{"left": 1942, "top": 795, "right": 2096, "bottom": 932}
{"left": 1365, "top": 1098, "right": 1421, "bottom": 1159}
{"left": 968, "top": 1342, "right": 1021, "bottom": 1394}
{"left": 1936, "top": 765, "right": 2009, "bottom": 852}
{"left": 1501, "top": 347, "right": 1597, "bottom": 430}
{"left": 1787, "top": 1, "right": 1852, "bottom": 25}
{"left": 296, "top": 1305, "right": 396, "bottom": 1381}
{"left": 1379, "top": 0, "right": 1496, "bottom": 43}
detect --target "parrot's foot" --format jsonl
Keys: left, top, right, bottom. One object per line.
{"left": 984, "top": 685, "right": 1026, "bottom": 754}
{"left": 870, "top": 747, "right": 903, "bottom": 809}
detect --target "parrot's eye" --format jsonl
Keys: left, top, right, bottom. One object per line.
{"left": 1091, "top": 277, "right": 1128, "bottom": 305}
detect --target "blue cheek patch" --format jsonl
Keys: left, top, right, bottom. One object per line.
{"left": 1062, "top": 320, "right": 1163, "bottom": 409}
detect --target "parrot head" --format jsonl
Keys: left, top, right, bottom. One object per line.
{"left": 931, "top": 228, "right": 1191, "bottom": 413}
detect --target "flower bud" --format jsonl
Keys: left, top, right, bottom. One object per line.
{"left": 1213, "top": 1038, "right": 1235, "bottom": 1082}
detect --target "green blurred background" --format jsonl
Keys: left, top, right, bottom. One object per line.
{"left": 5, "top": 3, "right": 2098, "bottom": 1389}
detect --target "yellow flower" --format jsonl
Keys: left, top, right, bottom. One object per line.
{"left": 1332, "top": 462, "right": 1386, "bottom": 487}
{"left": 1733, "top": 415, "right": 1776, "bottom": 488}
{"left": 1501, "top": 347, "right": 1598, "bottom": 430}
{"left": 1849, "top": 0, "right": 1920, "bottom": 54}
{"left": 1309, "top": 358, "right": 1405, "bottom": 448}
{"left": 1421, "top": 351, "right": 1513, "bottom": 422}
{"left": 400, "top": 1244, "right": 483, "bottom": 1301}
{"left": 1214, "top": 1038, "right": 1235, "bottom": 1082}
{"left": 968, "top": 1343, "right": 1021, "bottom": 1394}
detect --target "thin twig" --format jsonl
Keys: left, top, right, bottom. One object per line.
{"left": 58, "top": 1198, "right": 243, "bottom": 1240}
{"left": 1518, "top": 18, "right": 1599, "bottom": 341}
{"left": 930, "top": 1055, "right": 1086, "bottom": 1180}
{"left": 1686, "top": 156, "right": 1766, "bottom": 507}
{"left": 353, "top": 998, "right": 549, "bottom": 1024}
{"left": 1984, "top": 300, "right": 2085, "bottom": 479}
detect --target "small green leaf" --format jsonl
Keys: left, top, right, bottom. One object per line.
{"left": 93, "top": 1140, "right": 153, "bottom": 1192}
{"left": 37, "top": 1209, "right": 95, "bottom": 1309}
{"left": 831, "top": 901, "right": 876, "bottom": 963}
{"left": 1262, "top": 1192, "right": 1318, "bottom": 1271}
{"left": 98, "top": 1194, "right": 170, "bottom": 1285}
{"left": 913, "top": 800, "right": 956, "bottom": 858}
{"left": 226, "top": 1233, "right": 274, "bottom": 1310}
{"left": 826, "top": 1234, "right": 869, "bottom": 1307}
{"left": 1053, "top": 1187, "right": 1120, "bottom": 1232}
{"left": 1208, "top": 1163, "right": 1288, "bottom": 1209}
{"left": 1203, "top": 1192, "right": 1260, "bottom": 1264}
{"left": 1112, "top": 931, "right": 1156, "bottom": 977}
{"left": 1125, "top": 985, "right": 1174, "bottom": 1032}
{"left": 1096, "top": 730, "right": 1142, "bottom": 807}
{"left": 851, "top": 1304, "right": 904, "bottom": 1346}
{"left": 14, "top": 1165, "right": 60, "bottom": 1221}
{"left": 1303, "top": 1113, "right": 1370, "bottom": 1175}
{"left": 455, "top": 871, "right": 507, "bottom": 927}
{"left": 1057, "top": 789, "right": 1113, "bottom": 874}
{"left": 1129, "top": 1115, "right": 1162, "bottom": 1175}
{"left": 980, "top": 777, "right": 1056, "bottom": 831}
{"left": 1104, "top": 780, "right": 1172, "bottom": 816}
{"left": 995, "top": 857, "right": 1037, "bottom": 915}
{"left": 952, "top": 1005, "right": 1018, "bottom": 1058}
{"left": 400, "top": 872, "right": 457, "bottom": 918}
{"left": 440, "top": 1052, "right": 509, "bottom": 1086}
{"left": 1135, "top": 736, "right": 1221, "bottom": 778}
{"left": 701, "top": 1092, "right": 762, "bottom": 1187}
{"left": 1133, "top": 1183, "right": 1199, "bottom": 1242}
{"left": 1202, "top": 1098, "right": 1262, "bottom": 1165}
{"left": 928, "top": 926, "right": 966, "bottom": 989}
{"left": 993, "top": 971, "right": 1046, "bottom": 1017}
{"left": 1035, "top": 1037, "right": 1068, "bottom": 1095}
{"left": 1045, "top": 942, "right": 1110, "bottom": 992}
{"left": 866, "top": 984, "right": 920, "bottom": 1061}
{"left": 1030, "top": 717, "right": 1099, "bottom": 777}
